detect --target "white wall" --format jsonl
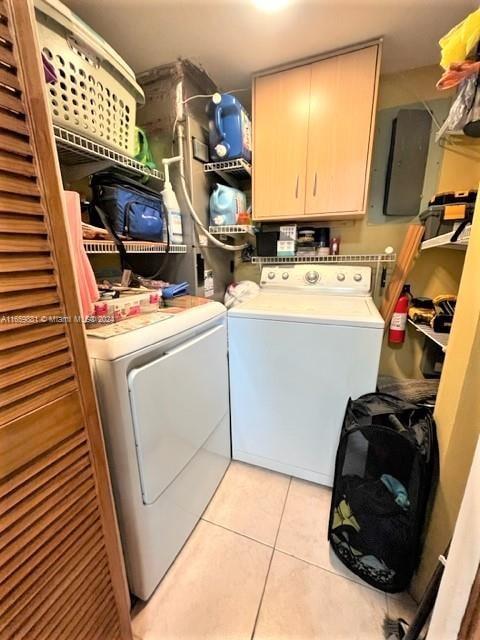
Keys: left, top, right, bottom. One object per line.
{"left": 427, "top": 436, "right": 480, "bottom": 639}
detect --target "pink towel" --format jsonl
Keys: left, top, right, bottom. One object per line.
{"left": 63, "top": 190, "right": 99, "bottom": 318}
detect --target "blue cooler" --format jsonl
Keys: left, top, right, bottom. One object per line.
{"left": 208, "top": 94, "right": 252, "bottom": 163}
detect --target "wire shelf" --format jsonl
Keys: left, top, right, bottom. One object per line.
{"left": 251, "top": 253, "right": 396, "bottom": 265}
{"left": 54, "top": 125, "right": 164, "bottom": 183}
{"left": 209, "top": 225, "right": 255, "bottom": 236}
{"left": 421, "top": 224, "right": 471, "bottom": 251}
{"left": 83, "top": 240, "right": 187, "bottom": 254}
{"left": 408, "top": 319, "right": 449, "bottom": 352}
{"left": 203, "top": 158, "right": 251, "bottom": 179}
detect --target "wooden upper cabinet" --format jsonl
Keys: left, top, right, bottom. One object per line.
{"left": 253, "top": 64, "right": 311, "bottom": 220}
{"left": 305, "top": 45, "right": 379, "bottom": 217}
{"left": 252, "top": 43, "right": 381, "bottom": 222}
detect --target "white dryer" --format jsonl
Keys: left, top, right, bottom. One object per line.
{"left": 228, "top": 264, "right": 384, "bottom": 486}
{"left": 87, "top": 303, "right": 231, "bottom": 600}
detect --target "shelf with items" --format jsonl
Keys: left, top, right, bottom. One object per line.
{"left": 83, "top": 240, "right": 187, "bottom": 254}
{"left": 203, "top": 158, "right": 252, "bottom": 180}
{"left": 203, "top": 158, "right": 252, "bottom": 187}
{"left": 208, "top": 225, "right": 255, "bottom": 237}
{"left": 408, "top": 319, "right": 449, "bottom": 352}
{"left": 420, "top": 224, "right": 471, "bottom": 251}
{"left": 54, "top": 125, "right": 164, "bottom": 185}
{"left": 251, "top": 253, "right": 396, "bottom": 265}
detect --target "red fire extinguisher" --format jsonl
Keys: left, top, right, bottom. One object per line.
{"left": 389, "top": 284, "right": 411, "bottom": 344}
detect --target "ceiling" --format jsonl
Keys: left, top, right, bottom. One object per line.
{"left": 63, "top": 0, "right": 476, "bottom": 92}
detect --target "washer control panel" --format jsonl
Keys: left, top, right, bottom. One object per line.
{"left": 305, "top": 270, "right": 320, "bottom": 284}
{"left": 260, "top": 265, "right": 371, "bottom": 294}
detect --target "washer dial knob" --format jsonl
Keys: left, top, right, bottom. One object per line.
{"left": 353, "top": 273, "right": 363, "bottom": 282}
{"left": 267, "top": 271, "right": 275, "bottom": 280}
{"left": 337, "top": 273, "right": 346, "bottom": 282}
{"left": 282, "top": 272, "right": 289, "bottom": 280}
{"left": 305, "top": 270, "right": 320, "bottom": 284}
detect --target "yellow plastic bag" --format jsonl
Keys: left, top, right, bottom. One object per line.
{"left": 440, "top": 8, "right": 480, "bottom": 70}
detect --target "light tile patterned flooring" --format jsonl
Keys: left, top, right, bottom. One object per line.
{"left": 132, "top": 461, "right": 417, "bottom": 639}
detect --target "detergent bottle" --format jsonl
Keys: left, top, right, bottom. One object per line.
{"left": 208, "top": 93, "right": 252, "bottom": 163}
{"left": 210, "top": 184, "right": 247, "bottom": 226}
{"left": 161, "top": 163, "right": 183, "bottom": 244}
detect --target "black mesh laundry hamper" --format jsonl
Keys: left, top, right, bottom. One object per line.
{"left": 328, "top": 393, "right": 438, "bottom": 593}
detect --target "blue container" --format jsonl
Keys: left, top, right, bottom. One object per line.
{"left": 208, "top": 94, "right": 252, "bottom": 163}
{"left": 210, "top": 184, "right": 247, "bottom": 226}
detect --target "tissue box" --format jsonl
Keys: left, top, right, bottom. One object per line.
{"left": 277, "top": 240, "right": 295, "bottom": 257}
{"left": 279, "top": 225, "right": 297, "bottom": 241}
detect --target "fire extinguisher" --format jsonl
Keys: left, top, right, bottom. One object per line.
{"left": 389, "top": 284, "right": 411, "bottom": 344}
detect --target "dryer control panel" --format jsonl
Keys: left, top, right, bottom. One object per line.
{"left": 260, "top": 264, "right": 372, "bottom": 295}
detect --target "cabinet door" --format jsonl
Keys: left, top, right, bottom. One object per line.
{"left": 0, "top": 1, "right": 131, "bottom": 637}
{"left": 253, "top": 65, "right": 311, "bottom": 220}
{"left": 305, "top": 45, "right": 380, "bottom": 217}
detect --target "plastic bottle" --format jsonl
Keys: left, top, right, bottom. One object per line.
{"left": 330, "top": 237, "right": 340, "bottom": 255}
{"left": 161, "top": 165, "right": 183, "bottom": 244}
{"left": 210, "top": 184, "right": 246, "bottom": 226}
{"left": 208, "top": 93, "right": 252, "bottom": 163}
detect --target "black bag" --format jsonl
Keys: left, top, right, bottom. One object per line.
{"left": 328, "top": 393, "right": 439, "bottom": 593}
{"left": 90, "top": 171, "right": 165, "bottom": 243}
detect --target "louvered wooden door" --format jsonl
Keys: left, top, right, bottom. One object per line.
{"left": 0, "top": 1, "right": 132, "bottom": 638}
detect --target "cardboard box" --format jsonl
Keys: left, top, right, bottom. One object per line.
{"left": 163, "top": 295, "right": 212, "bottom": 309}
{"left": 277, "top": 240, "right": 295, "bottom": 257}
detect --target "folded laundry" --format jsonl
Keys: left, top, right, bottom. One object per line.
{"left": 358, "top": 554, "right": 391, "bottom": 572}
{"left": 332, "top": 499, "right": 360, "bottom": 533}
{"left": 330, "top": 495, "right": 398, "bottom": 586}
{"left": 330, "top": 533, "right": 396, "bottom": 586}
{"left": 380, "top": 474, "right": 410, "bottom": 510}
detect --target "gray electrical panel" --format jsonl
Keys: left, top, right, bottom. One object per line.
{"left": 383, "top": 109, "right": 432, "bottom": 216}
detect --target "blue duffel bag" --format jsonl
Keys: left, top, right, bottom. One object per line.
{"left": 90, "top": 171, "right": 165, "bottom": 242}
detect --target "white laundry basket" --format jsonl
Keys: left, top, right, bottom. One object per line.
{"left": 35, "top": 0, "right": 144, "bottom": 156}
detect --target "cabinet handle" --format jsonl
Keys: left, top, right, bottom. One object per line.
{"left": 313, "top": 172, "right": 317, "bottom": 197}
{"left": 295, "top": 175, "right": 299, "bottom": 198}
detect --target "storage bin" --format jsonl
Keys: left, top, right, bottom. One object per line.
{"left": 420, "top": 190, "right": 476, "bottom": 240}
{"left": 256, "top": 230, "right": 279, "bottom": 257}
{"left": 328, "top": 393, "right": 438, "bottom": 592}
{"left": 35, "top": 0, "right": 145, "bottom": 156}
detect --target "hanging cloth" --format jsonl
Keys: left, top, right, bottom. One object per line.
{"left": 64, "top": 190, "right": 99, "bottom": 319}
{"left": 437, "top": 60, "right": 480, "bottom": 91}
{"left": 439, "top": 8, "right": 480, "bottom": 70}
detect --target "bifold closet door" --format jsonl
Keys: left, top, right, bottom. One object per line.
{"left": 0, "top": 1, "right": 132, "bottom": 638}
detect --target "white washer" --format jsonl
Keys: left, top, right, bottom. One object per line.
{"left": 87, "top": 303, "right": 231, "bottom": 601}
{"left": 228, "top": 264, "right": 384, "bottom": 486}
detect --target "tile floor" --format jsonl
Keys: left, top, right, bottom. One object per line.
{"left": 132, "top": 461, "right": 418, "bottom": 640}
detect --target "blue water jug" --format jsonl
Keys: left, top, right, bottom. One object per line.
{"left": 208, "top": 94, "right": 252, "bottom": 163}
{"left": 210, "top": 184, "right": 247, "bottom": 226}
